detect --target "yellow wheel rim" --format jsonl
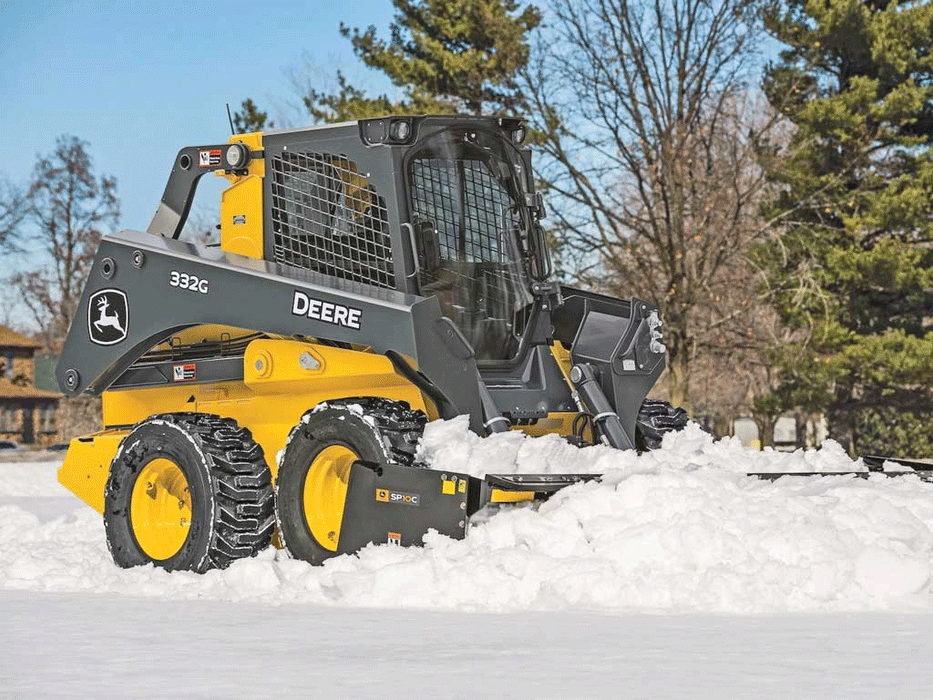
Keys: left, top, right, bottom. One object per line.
{"left": 130, "top": 457, "right": 192, "bottom": 561}
{"left": 303, "top": 444, "right": 357, "bottom": 552}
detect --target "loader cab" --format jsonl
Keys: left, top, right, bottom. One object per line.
{"left": 404, "top": 124, "right": 541, "bottom": 362}
{"left": 151, "top": 114, "right": 552, "bottom": 367}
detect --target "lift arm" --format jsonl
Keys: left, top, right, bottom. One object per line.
{"left": 56, "top": 229, "right": 486, "bottom": 431}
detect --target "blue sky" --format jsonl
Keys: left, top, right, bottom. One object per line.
{"left": 0, "top": 0, "right": 395, "bottom": 231}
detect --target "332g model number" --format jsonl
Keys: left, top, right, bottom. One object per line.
{"left": 169, "top": 270, "right": 209, "bottom": 294}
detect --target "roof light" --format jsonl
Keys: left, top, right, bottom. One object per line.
{"left": 389, "top": 119, "right": 412, "bottom": 142}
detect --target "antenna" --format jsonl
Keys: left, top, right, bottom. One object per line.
{"left": 226, "top": 103, "right": 235, "bottom": 135}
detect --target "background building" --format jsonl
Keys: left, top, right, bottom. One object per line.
{"left": 0, "top": 326, "right": 60, "bottom": 446}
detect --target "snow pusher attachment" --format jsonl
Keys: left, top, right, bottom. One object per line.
{"left": 284, "top": 462, "right": 601, "bottom": 562}
{"left": 56, "top": 115, "right": 690, "bottom": 572}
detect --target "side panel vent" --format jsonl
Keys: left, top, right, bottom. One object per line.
{"left": 270, "top": 152, "right": 394, "bottom": 289}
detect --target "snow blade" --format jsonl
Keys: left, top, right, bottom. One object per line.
{"left": 749, "top": 469, "right": 933, "bottom": 483}
{"left": 339, "top": 462, "right": 479, "bottom": 553}
{"left": 747, "top": 455, "right": 933, "bottom": 482}
{"left": 484, "top": 473, "right": 601, "bottom": 494}
{"left": 337, "top": 464, "right": 607, "bottom": 556}
{"left": 861, "top": 455, "right": 933, "bottom": 473}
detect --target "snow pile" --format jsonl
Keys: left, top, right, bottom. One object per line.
{"left": 419, "top": 416, "right": 868, "bottom": 476}
{"left": 2, "top": 422, "right": 933, "bottom": 612}
{"left": 0, "top": 460, "right": 71, "bottom": 497}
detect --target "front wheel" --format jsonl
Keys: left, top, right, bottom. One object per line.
{"left": 275, "top": 398, "right": 425, "bottom": 565}
{"left": 635, "top": 399, "right": 689, "bottom": 451}
{"left": 104, "top": 413, "right": 274, "bottom": 572}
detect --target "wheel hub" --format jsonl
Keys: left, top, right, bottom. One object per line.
{"left": 303, "top": 444, "right": 357, "bottom": 552}
{"left": 130, "top": 457, "right": 192, "bottom": 560}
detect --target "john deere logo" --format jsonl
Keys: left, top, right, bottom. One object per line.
{"left": 88, "top": 289, "right": 128, "bottom": 346}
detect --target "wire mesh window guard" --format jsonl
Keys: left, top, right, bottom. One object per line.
{"left": 410, "top": 154, "right": 532, "bottom": 360}
{"left": 410, "top": 158, "right": 525, "bottom": 310}
{"left": 270, "top": 152, "right": 395, "bottom": 289}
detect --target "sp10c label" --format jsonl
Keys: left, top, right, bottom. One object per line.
{"left": 375, "top": 488, "right": 420, "bottom": 507}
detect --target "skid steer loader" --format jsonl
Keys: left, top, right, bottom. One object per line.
{"left": 54, "top": 115, "right": 924, "bottom": 573}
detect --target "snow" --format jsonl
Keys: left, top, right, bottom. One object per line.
{"left": 3, "top": 424, "right": 933, "bottom": 611}
{"left": 419, "top": 416, "right": 881, "bottom": 476}
{"left": 4, "top": 589, "right": 933, "bottom": 699}
{"left": 3, "top": 422, "right": 933, "bottom": 696}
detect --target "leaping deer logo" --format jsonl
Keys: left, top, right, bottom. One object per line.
{"left": 93, "top": 296, "right": 125, "bottom": 335}
{"left": 88, "top": 289, "right": 128, "bottom": 345}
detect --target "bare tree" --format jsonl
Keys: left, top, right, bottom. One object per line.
{"left": 523, "top": 0, "right": 780, "bottom": 412}
{"left": 14, "top": 136, "right": 118, "bottom": 352}
{"left": 0, "top": 175, "right": 26, "bottom": 250}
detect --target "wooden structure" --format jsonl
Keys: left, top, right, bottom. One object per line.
{"left": 0, "top": 327, "right": 59, "bottom": 446}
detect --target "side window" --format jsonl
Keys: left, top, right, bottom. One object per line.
{"left": 410, "top": 158, "right": 516, "bottom": 265}
{"left": 269, "top": 151, "right": 395, "bottom": 289}
{"left": 406, "top": 132, "right": 533, "bottom": 362}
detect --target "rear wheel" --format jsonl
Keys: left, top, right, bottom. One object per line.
{"left": 275, "top": 398, "right": 425, "bottom": 565}
{"left": 635, "top": 399, "right": 689, "bottom": 451}
{"left": 104, "top": 413, "right": 274, "bottom": 572}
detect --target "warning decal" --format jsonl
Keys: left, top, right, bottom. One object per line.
{"left": 172, "top": 363, "right": 196, "bottom": 382}
{"left": 198, "top": 149, "right": 222, "bottom": 167}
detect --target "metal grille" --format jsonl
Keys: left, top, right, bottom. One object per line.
{"left": 410, "top": 156, "right": 531, "bottom": 360}
{"left": 270, "top": 152, "right": 394, "bottom": 288}
{"left": 411, "top": 158, "right": 514, "bottom": 264}
{"left": 410, "top": 158, "right": 522, "bottom": 311}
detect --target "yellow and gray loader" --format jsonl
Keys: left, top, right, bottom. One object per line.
{"left": 58, "top": 114, "right": 919, "bottom": 574}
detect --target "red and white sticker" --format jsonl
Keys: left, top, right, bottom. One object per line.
{"left": 198, "top": 149, "right": 221, "bottom": 167}
{"left": 172, "top": 363, "right": 196, "bottom": 382}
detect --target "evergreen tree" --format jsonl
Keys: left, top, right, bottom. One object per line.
{"left": 758, "top": 0, "right": 933, "bottom": 455}
{"left": 304, "top": 0, "right": 541, "bottom": 122}
{"left": 231, "top": 98, "right": 272, "bottom": 134}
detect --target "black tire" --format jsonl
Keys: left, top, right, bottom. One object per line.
{"left": 275, "top": 398, "right": 425, "bottom": 565}
{"left": 104, "top": 412, "right": 274, "bottom": 572}
{"left": 635, "top": 399, "right": 689, "bottom": 451}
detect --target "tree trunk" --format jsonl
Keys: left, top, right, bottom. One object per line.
{"left": 666, "top": 336, "right": 691, "bottom": 413}
{"left": 713, "top": 414, "right": 731, "bottom": 440}
{"left": 755, "top": 417, "right": 776, "bottom": 448}
{"left": 752, "top": 405, "right": 778, "bottom": 449}
{"left": 22, "top": 406, "right": 35, "bottom": 444}
{"left": 827, "top": 404, "right": 854, "bottom": 456}
{"left": 794, "top": 410, "right": 809, "bottom": 449}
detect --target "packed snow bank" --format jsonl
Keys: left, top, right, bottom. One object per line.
{"left": 2, "top": 422, "right": 933, "bottom": 613}
{"left": 419, "top": 416, "right": 873, "bottom": 476}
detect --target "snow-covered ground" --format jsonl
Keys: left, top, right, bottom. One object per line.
{"left": 3, "top": 421, "right": 933, "bottom": 697}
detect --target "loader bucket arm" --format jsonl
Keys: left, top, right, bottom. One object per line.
{"left": 56, "top": 230, "right": 486, "bottom": 430}
{"left": 146, "top": 143, "right": 257, "bottom": 240}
